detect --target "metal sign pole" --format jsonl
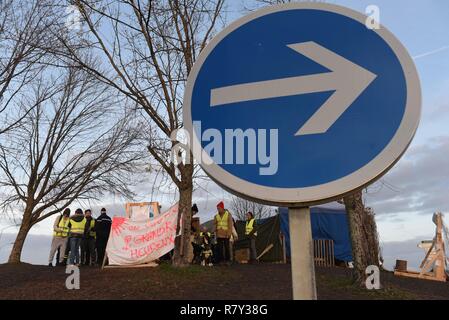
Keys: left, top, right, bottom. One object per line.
{"left": 289, "top": 207, "right": 317, "bottom": 300}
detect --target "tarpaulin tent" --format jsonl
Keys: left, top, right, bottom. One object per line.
{"left": 202, "top": 215, "right": 284, "bottom": 262}
{"left": 279, "top": 205, "right": 353, "bottom": 262}
{"left": 234, "top": 215, "right": 284, "bottom": 262}
{"left": 203, "top": 203, "right": 353, "bottom": 263}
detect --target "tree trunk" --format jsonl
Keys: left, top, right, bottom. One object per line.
{"left": 344, "top": 192, "right": 370, "bottom": 286}
{"left": 172, "top": 165, "right": 194, "bottom": 267}
{"left": 8, "top": 208, "right": 33, "bottom": 264}
{"left": 364, "top": 208, "right": 381, "bottom": 267}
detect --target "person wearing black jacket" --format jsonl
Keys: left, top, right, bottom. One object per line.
{"left": 96, "top": 208, "right": 112, "bottom": 266}
{"left": 81, "top": 209, "right": 96, "bottom": 266}
{"left": 190, "top": 203, "right": 199, "bottom": 233}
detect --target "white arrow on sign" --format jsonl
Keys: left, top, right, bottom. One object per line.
{"left": 210, "top": 41, "right": 377, "bottom": 136}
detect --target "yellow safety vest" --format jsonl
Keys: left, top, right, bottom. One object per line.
{"left": 54, "top": 217, "right": 70, "bottom": 238}
{"left": 245, "top": 218, "right": 256, "bottom": 235}
{"left": 70, "top": 217, "right": 86, "bottom": 235}
{"left": 215, "top": 211, "right": 229, "bottom": 231}
{"left": 87, "top": 219, "right": 96, "bottom": 238}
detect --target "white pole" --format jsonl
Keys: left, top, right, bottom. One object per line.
{"left": 289, "top": 207, "right": 317, "bottom": 300}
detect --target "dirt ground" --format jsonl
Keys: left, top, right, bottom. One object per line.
{"left": 0, "top": 262, "right": 449, "bottom": 300}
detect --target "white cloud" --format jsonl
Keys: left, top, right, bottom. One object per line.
{"left": 366, "top": 136, "right": 449, "bottom": 218}
{"left": 380, "top": 237, "right": 428, "bottom": 271}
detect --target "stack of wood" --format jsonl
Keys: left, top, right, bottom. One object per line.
{"left": 394, "top": 212, "right": 448, "bottom": 282}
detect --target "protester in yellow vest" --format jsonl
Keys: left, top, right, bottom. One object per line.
{"left": 48, "top": 208, "right": 71, "bottom": 267}
{"left": 245, "top": 212, "right": 258, "bottom": 263}
{"left": 213, "top": 201, "right": 233, "bottom": 265}
{"left": 68, "top": 208, "right": 87, "bottom": 266}
{"left": 81, "top": 209, "right": 96, "bottom": 266}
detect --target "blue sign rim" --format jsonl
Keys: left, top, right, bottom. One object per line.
{"left": 183, "top": 2, "right": 421, "bottom": 206}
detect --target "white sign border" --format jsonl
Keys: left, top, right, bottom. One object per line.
{"left": 183, "top": 2, "right": 421, "bottom": 207}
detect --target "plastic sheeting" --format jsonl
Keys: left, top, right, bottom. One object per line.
{"left": 279, "top": 206, "right": 353, "bottom": 262}
{"left": 234, "top": 215, "right": 283, "bottom": 262}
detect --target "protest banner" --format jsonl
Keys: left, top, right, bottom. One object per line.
{"left": 106, "top": 203, "right": 178, "bottom": 265}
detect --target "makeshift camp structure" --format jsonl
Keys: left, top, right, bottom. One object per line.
{"left": 394, "top": 212, "right": 449, "bottom": 282}
{"left": 210, "top": 203, "right": 353, "bottom": 265}
{"left": 279, "top": 205, "right": 353, "bottom": 264}
{"left": 234, "top": 214, "right": 285, "bottom": 262}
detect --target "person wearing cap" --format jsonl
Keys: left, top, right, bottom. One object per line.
{"left": 213, "top": 201, "right": 233, "bottom": 265}
{"left": 95, "top": 208, "right": 112, "bottom": 266}
{"left": 67, "top": 208, "right": 87, "bottom": 266}
{"left": 81, "top": 209, "right": 96, "bottom": 266}
{"left": 48, "top": 208, "right": 71, "bottom": 267}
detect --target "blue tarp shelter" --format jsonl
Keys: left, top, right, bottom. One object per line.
{"left": 279, "top": 205, "right": 353, "bottom": 262}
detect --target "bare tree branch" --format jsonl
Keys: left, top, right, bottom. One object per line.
{"left": 0, "top": 67, "right": 144, "bottom": 263}
{"left": 231, "top": 196, "right": 275, "bottom": 221}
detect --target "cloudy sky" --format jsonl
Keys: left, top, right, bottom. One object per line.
{"left": 1, "top": 0, "right": 449, "bottom": 271}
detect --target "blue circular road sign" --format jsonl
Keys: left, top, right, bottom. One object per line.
{"left": 183, "top": 3, "right": 421, "bottom": 206}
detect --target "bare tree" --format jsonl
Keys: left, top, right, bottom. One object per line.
{"left": 0, "top": 0, "right": 59, "bottom": 134}
{"left": 0, "top": 68, "right": 144, "bottom": 263}
{"left": 231, "top": 196, "right": 274, "bottom": 221}
{"left": 54, "top": 0, "right": 225, "bottom": 266}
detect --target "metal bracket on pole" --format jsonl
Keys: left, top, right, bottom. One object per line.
{"left": 289, "top": 207, "right": 317, "bottom": 300}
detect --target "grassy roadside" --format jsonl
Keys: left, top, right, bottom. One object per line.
{"left": 316, "top": 272, "right": 417, "bottom": 300}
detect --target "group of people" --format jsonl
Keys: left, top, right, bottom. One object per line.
{"left": 48, "top": 207, "right": 112, "bottom": 267}
{"left": 49, "top": 201, "right": 257, "bottom": 267}
{"left": 191, "top": 201, "right": 258, "bottom": 266}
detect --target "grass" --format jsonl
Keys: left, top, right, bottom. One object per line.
{"left": 318, "top": 273, "right": 417, "bottom": 300}
{"left": 158, "top": 261, "right": 210, "bottom": 276}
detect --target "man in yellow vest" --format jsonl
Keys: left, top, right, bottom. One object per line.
{"left": 81, "top": 209, "right": 96, "bottom": 266}
{"left": 213, "top": 201, "right": 233, "bottom": 265}
{"left": 68, "top": 208, "right": 87, "bottom": 266}
{"left": 48, "top": 208, "right": 71, "bottom": 267}
{"left": 245, "top": 212, "right": 258, "bottom": 263}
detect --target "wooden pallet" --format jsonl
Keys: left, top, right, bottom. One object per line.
{"left": 314, "top": 239, "right": 335, "bottom": 267}
{"left": 394, "top": 270, "right": 447, "bottom": 282}
{"left": 394, "top": 212, "right": 447, "bottom": 282}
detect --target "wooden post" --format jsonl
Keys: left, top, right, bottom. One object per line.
{"left": 289, "top": 207, "right": 317, "bottom": 300}
{"left": 281, "top": 233, "right": 287, "bottom": 264}
{"left": 101, "top": 252, "right": 107, "bottom": 270}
